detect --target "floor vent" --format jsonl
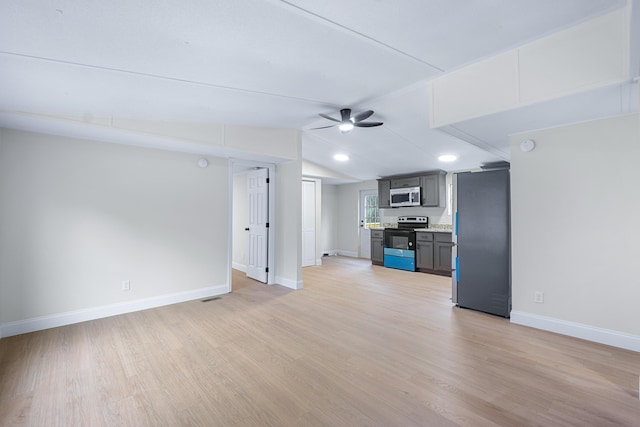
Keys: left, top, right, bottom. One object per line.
{"left": 201, "top": 296, "right": 222, "bottom": 303}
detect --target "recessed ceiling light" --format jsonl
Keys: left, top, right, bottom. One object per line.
{"left": 334, "top": 154, "right": 349, "bottom": 161}
{"left": 438, "top": 154, "right": 457, "bottom": 162}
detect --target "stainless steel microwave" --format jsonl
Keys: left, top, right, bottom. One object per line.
{"left": 390, "top": 186, "right": 421, "bottom": 207}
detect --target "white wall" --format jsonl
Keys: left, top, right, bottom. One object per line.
{"left": 232, "top": 171, "right": 248, "bottom": 270}
{"left": 0, "top": 128, "right": 228, "bottom": 331}
{"left": 509, "top": 113, "right": 640, "bottom": 351}
{"left": 302, "top": 177, "right": 322, "bottom": 266}
{"left": 430, "top": 5, "right": 630, "bottom": 126}
{"left": 275, "top": 159, "right": 303, "bottom": 289}
{"left": 320, "top": 183, "right": 339, "bottom": 255}
{"left": 0, "top": 123, "right": 304, "bottom": 337}
{"left": 65, "top": 117, "right": 301, "bottom": 162}
{"left": 336, "top": 180, "right": 378, "bottom": 257}
{"left": 302, "top": 159, "right": 358, "bottom": 182}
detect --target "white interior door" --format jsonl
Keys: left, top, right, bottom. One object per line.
{"left": 302, "top": 180, "right": 316, "bottom": 267}
{"left": 246, "top": 168, "right": 269, "bottom": 283}
{"left": 359, "top": 189, "right": 379, "bottom": 259}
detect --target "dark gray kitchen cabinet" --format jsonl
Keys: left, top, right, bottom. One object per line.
{"left": 434, "top": 233, "right": 453, "bottom": 272}
{"left": 379, "top": 170, "right": 446, "bottom": 209}
{"left": 415, "top": 232, "right": 434, "bottom": 270}
{"left": 371, "top": 229, "right": 384, "bottom": 265}
{"left": 390, "top": 176, "right": 421, "bottom": 188}
{"left": 378, "top": 179, "right": 391, "bottom": 208}
{"left": 421, "top": 172, "right": 446, "bottom": 207}
{"left": 416, "top": 231, "right": 452, "bottom": 276}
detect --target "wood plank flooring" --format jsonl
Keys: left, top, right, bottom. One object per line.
{"left": 1, "top": 256, "right": 639, "bottom": 426}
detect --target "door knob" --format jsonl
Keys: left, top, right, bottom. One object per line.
{"left": 244, "top": 227, "right": 250, "bottom": 231}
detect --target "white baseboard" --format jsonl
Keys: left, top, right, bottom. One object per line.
{"left": 232, "top": 262, "right": 247, "bottom": 272}
{"left": 0, "top": 285, "right": 228, "bottom": 339}
{"left": 276, "top": 276, "right": 304, "bottom": 290}
{"left": 337, "top": 250, "right": 358, "bottom": 258}
{"left": 510, "top": 311, "right": 640, "bottom": 352}
{"left": 315, "top": 258, "right": 322, "bottom": 266}
{"left": 322, "top": 250, "right": 338, "bottom": 256}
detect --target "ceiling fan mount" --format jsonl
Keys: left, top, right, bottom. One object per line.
{"left": 311, "top": 108, "right": 383, "bottom": 133}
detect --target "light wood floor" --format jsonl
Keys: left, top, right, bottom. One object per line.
{"left": 1, "top": 256, "right": 638, "bottom": 426}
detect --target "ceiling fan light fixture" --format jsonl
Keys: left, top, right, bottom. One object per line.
{"left": 438, "top": 154, "right": 458, "bottom": 162}
{"left": 338, "top": 122, "right": 354, "bottom": 132}
{"left": 311, "top": 108, "right": 383, "bottom": 131}
{"left": 333, "top": 153, "right": 349, "bottom": 161}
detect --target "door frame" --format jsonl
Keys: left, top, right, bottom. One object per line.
{"left": 359, "top": 189, "right": 379, "bottom": 259}
{"left": 229, "top": 159, "right": 276, "bottom": 291}
{"left": 301, "top": 179, "right": 316, "bottom": 267}
{"left": 246, "top": 167, "right": 270, "bottom": 282}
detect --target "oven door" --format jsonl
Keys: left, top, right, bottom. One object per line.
{"left": 384, "top": 229, "right": 415, "bottom": 250}
{"left": 383, "top": 229, "right": 416, "bottom": 271}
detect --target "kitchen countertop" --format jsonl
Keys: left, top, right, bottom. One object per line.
{"left": 370, "top": 227, "right": 452, "bottom": 233}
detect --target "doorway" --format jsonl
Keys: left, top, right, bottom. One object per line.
{"left": 359, "top": 189, "right": 380, "bottom": 259}
{"left": 302, "top": 180, "right": 316, "bottom": 267}
{"left": 246, "top": 168, "right": 269, "bottom": 282}
{"left": 229, "top": 160, "right": 276, "bottom": 291}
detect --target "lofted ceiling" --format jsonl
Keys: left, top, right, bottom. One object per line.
{"left": 0, "top": 0, "right": 636, "bottom": 183}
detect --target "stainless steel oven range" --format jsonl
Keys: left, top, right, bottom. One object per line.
{"left": 383, "top": 216, "right": 428, "bottom": 271}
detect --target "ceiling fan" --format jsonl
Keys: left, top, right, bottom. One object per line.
{"left": 311, "top": 108, "right": 383, "bottom": 134}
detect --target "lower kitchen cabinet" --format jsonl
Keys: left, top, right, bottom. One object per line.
{"left": 371, "top": 229, "right": 384, "bottom": 265}
{"left": 415, "top": 232, "right": 434, "bottom": 270}
{"left": 434, "top": 234, "right": 453, "bottom": 272}
{"left": 416, "top": 231, "right": 452, "bottom": 276}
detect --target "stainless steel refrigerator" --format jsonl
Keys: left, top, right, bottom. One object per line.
{"left": 452, "top": 168, "right": 511, "bottom": 317}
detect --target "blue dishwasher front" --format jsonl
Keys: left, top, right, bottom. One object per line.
{"left": 383, "top": 248, "right": 415, "bottom": 272}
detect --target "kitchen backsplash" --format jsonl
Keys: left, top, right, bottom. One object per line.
{"left": 381, "top": 216, "right": 453, "bottom": 231}
{"left": 380, "top": 207, "right": 452, "bottom": 226}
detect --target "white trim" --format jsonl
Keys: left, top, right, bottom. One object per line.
{"left": 0, "top": 285, "right": 227, "bottom": 339}
{"left": 227, "top": 161, "right": 234, "bottom": 293}
{"left": 229, "top": 159, "right": 277, "bottom": 289}
{"left": 323, "top": 250, "right": 339, "bottom": 256}
{"left": 315, "top": 258, "right": 322, "bottom": 266}
{"left": 510, "top": 311, "right": 640, "bottom": 352}
{"left": 276, "top": 276, "right": 304, "bottom": 290}
{"left": 232, "top": 262, "right": 247, "bottom": 272}
{"left": 337, "top": 250, "right": 358, "bottom": 258}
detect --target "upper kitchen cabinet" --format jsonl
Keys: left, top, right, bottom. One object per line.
{"left": 421, "top": 172, "right": 446, "bottom": 207}
{"left": 390, "top": 176, "right": 421, "bottom": 189}
{"left": 378, "top": 171, "right": 446, "bottom": 209}
{"left": 378, "top": 179, "right": 391, "bottom": 208}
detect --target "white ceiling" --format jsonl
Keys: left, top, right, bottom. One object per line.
{"left": 0, "top": 0, "right": 635, "bottom": 182}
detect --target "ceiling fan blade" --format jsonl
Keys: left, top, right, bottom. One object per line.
{"left": 318, "top": 113, "right": 341, "bottom": 123}
{"left": 310, "top": 124, "right": 338, "bottom": 130}
{"left": 340, "top": 108, "right": 352, "bottom": 122}
{"left": 353, "top": 122, "right": 383, "bottom": 127}
{"left": 352, "top": 110, "right": 374, "bottom": 123}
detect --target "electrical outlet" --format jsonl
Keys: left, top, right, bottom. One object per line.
{"left": 534, "top": 291, "right": 544, "bottom": 304}
{"left": 122, "top": 280, "right": 130, "bottom": 291}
